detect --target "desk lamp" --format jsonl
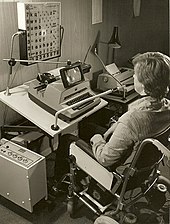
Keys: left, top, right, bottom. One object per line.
{"left": 95, "top": 27, "right": 121, "bottom": 63}
{"left": 108, "top": 26, "right": 121, "bottom": 49}
{"left": 108, "top": 26, "right": 121, "bottom": 63}
{"left": 91, "top": 30, "right": 126, "bottom": 100}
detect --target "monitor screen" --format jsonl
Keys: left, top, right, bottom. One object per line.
{"left": 60, "top": 62, "right": 84, "bottom": 88}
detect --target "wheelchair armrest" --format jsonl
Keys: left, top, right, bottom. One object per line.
{"left": 70, "top": 140, "right": 124, "bottom": 193}
{"left": 70, "top": 141, "right": 115, "bottom": 190}
{"left": 75, "top": 139, "right": 96, "bottom": 159}
{"left": 75, "top": 139, "right": 124, "bottom": 173}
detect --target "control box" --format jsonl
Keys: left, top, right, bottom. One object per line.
{"left": 0, "top": 138, "right": 47, "bottom": 212}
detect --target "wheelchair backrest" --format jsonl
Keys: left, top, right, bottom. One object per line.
{"left": 133, "top": 140, "right": 162, "bottom": 170}
{"left": 124, "top": 126, "right": 170, "bottom": 190}
{"left": 155, "top": 125, "right": 170, "bottom": 147}
{"left": 131, "top": 125, "right": 170, "bottom": 171}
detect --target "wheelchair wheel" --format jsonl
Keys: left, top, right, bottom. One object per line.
{"left": 94, "top": 215, "right": 119, "bottom": 224}
{"left": 146, "top": 175, "right": 170, "bottom": 212}
{"left": 157, "top": 176, "right": 170, "bottom": 209}
{"left": 157, "top": 175, "right": 170, "bottom": 192}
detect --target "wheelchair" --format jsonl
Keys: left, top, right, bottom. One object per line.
{"left": 66, "top": 126, "right": 170, "bottom": 224}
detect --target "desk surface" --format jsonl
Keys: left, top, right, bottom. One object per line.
{"left": 0, "top": 85, "right": 108, "bottom": 137}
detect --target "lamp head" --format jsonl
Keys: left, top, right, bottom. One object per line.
{"left": 108, "top": 26, "right": 121, "bottom": 49}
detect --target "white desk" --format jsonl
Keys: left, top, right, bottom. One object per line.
{"left": 0, "top": 84, "right": 108, "bottom": 138}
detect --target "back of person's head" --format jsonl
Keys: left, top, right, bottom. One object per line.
{"left": 133, "top": 52, "right": 170, "bottom": 99}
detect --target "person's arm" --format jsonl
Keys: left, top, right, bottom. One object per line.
{"left": 90, "top": 122, "right": 135, "bottom": 167}
{"left": 103, "top": 122, "right": 118, "bottom": 140}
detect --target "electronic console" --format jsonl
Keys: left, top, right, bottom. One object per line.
{"left": 28, "top": 61, "right": 100, "bottom": 122}
{"left": 0, "top": 138, "right": 47, "bottom": 212}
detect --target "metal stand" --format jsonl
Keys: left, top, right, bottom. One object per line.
{"left": 3, "top": 31, "right": 71, "bottom": 96}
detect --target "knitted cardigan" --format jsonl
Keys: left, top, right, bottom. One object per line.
{"left": 90, "top": 96, "right": 170, "bottom": 167}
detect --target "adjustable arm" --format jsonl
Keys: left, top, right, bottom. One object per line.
{"left": 3, "top": 31, "right": 71, "bottom": 96}
{"left": 3, "top": 58, "right": 71, "bottom": 65}
{"left": 5, "top": 31, "right": 24, "bottom": 96}
{"left": 51, "top": 89, "right": 113, "bottom": 131}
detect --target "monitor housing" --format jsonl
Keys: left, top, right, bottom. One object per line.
{"left": 60, "top": 62, "right": 85, "bottom": 89}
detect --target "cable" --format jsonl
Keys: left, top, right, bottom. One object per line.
{"left": 83, "top": 45, "right": 91, "bottom": 63}
{"left": 60, "top": 26, "right": 64, "bottom": 46}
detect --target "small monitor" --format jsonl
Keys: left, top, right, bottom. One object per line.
{"left": 60, "top": 62, "right": 84, "bottom": 88}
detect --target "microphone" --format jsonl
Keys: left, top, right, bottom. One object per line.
{"left": 51, "top": 89, "right": 113, "bottom": 131}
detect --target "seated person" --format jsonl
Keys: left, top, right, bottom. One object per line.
{"left": 54, "top": 52, "right": 170, "bottom": 183}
